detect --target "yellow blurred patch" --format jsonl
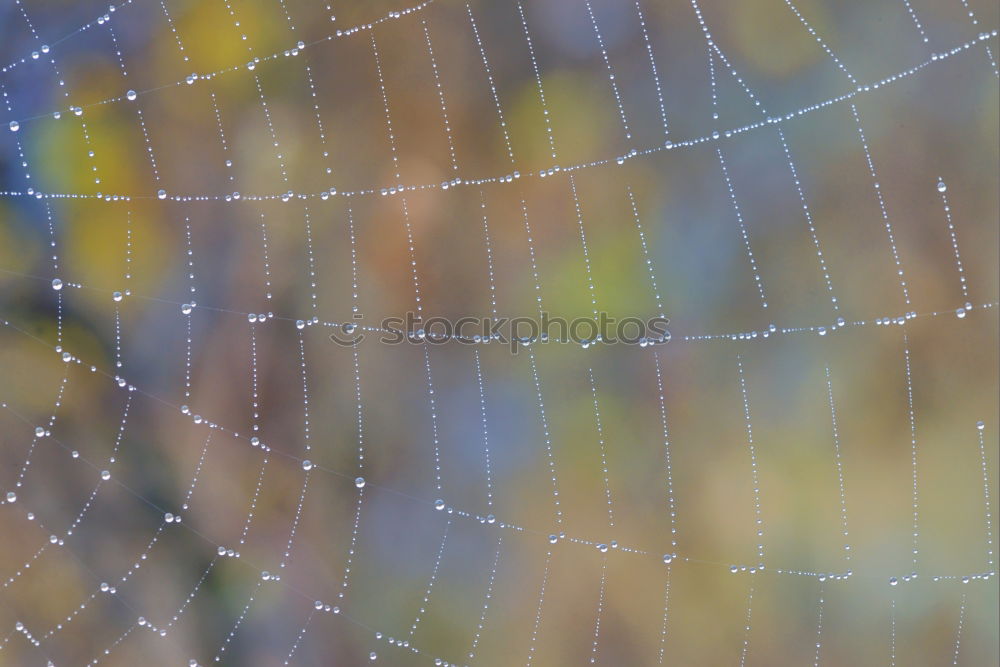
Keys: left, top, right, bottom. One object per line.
{"left": 723, "top": 0, "right": 828, "bottom": 78}
{"left": 58, "top": 200, "right": 173, "bottom": 312}
{"left": 0, "top": 203, "right": 40, "bottom": 282}
{"left": 172, "top": 0, "right": 287, "bottom": 74}
{"left": 510, "top": 69, "right": 620, "bottom": 167}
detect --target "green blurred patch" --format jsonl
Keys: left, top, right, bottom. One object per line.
{"left": 34, "top": 80, "right": 144, "bottom": 196}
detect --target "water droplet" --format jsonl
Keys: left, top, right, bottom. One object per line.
{"left": 164, "top": 513, "right": 175, "bottom": 523}
{"left": 369, "top": 652, "right": 377, "bottom": 661}
{"left": 977, "top": 421, "right": 985, "bottom": 431}
{"left": 112, "top": 291, "right": 123, "bottom": 302}
{"left": 51, "top": 278, "right": 63, "bottom": 290}
{"left": 101, "top": 470, "right": 111, "bottom": 481}
{"left": 302, "top": 460, "right": 313, "bottom": 471}
{"left": 126, "top": 89, "right": 137, "bottom": 101}
{"left": 34, "top": 426, "right": 45, "bottom": 437}
{"left": 9, "top": 120, "right": 19, "bottom": 132}
{"left": 548, "top": 534, "right": 558, "bottom": 544}
{"left": 937, "top": 181, "right": 947, "bottom": 193}
{"left": 662, "top": 554, "right": 673, "bottom": 564}
{"left": 956, "top": 307, "right": 966, "bottom": 319}
{"left": 354, "top": 476, "right": 366, "bottom": 489}
{"left": 181, "top": 303, "right": 192, "bottom": 315}
{"left": 157, "top": 189, "right": 167, "bottom": 200}
{"left": 888, "top": 576, "right": 898, "bottom": 586}
{"left": 434, "top": 499, "right": 445, "bottom": 510}
{"left": 6, "top": 491, "right": 16, "bottom": 503}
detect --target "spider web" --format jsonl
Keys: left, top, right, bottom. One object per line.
{"left": 0, "top": 0, "right": 998, "bottom": 664}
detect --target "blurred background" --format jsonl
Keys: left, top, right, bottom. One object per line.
{"left": 0, "top": 0, "right": 998, "bottom": 664}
